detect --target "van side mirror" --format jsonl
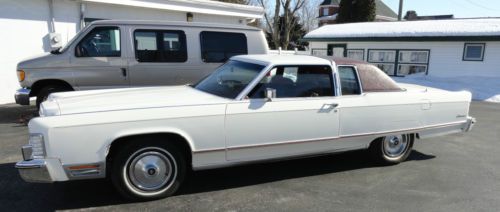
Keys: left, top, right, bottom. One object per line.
{"left": 265, "top": 88, "right": 276, "bottom": 101}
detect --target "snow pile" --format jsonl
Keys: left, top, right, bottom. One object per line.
{"left": 393, "top": 74, "right": 500, "bottom": 103}
{"left": 304, "top": 18, "right": 500, "bottom": 39}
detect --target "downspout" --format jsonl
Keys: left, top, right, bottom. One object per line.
{"left": 48, "top": 0, "right": 56, "bottom": 33}
{"left": 79, "top": 2, "right": 86, "bottom": 31}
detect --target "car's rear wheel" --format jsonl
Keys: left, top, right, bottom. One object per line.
{"left": 111, "top": 141, "right": 186, "bottom": 201}
{"left": 370, "top": 134, "right": 414, "bottom": 164}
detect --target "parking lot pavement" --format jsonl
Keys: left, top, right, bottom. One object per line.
{"left": 0, "top": 102, "right": 499, "bottom": 211}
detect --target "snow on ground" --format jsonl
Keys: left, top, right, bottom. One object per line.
{"left": 393, "top": 74, "right": 500, "bottom": 103}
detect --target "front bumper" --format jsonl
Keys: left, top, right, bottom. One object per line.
{"left": 15, "top": 159, "right": 53, "bottom": 183}
{"left": 15, "top": 88, "right": 31, "bottom": 105}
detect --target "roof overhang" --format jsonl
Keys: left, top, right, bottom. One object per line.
{"left": 81, "top": 0, "right": 264, "bottom": 19}
{"left": 302, "top": 35, "right": 500, "bottom": 42}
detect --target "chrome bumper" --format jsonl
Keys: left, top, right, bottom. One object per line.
{"left": 15, "top": 88, "right": 31, "bottom": 105}
{"left": 15, "top": 159, "right": 53, "bottom": 183}
{"left": 464, "top": 116, "right": 476, "bottom": 132}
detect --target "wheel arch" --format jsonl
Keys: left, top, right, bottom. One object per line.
{"left": 30, "top": 79, "right": 74, "bottom": 97}
{"left": 105, "top": 131, "right": 195, "bottom": 169}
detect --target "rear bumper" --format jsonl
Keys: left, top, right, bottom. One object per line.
{"left": 464, "top": 116, "right": 476, "bottom": 132}
{"left": 15, "top": 159, "right": 53, "bottom": 183}
{"left": 15, "top": 88, "right": 31, "bottom": 105}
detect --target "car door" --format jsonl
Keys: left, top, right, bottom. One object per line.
{"left": 225, "top": 65, "right": 341, "bottom": 161}
{"left": 70, "top": 26, "right": 129, "bottom": 90}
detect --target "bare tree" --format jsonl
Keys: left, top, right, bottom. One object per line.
{"left": 281, "top": 0, "right": 305, "bottom": 50}
{"left": 299, "top": 0, "right": 320, "bottom": 32}
{"left": 257, "top": 0, "right": 281, "bottom": 49}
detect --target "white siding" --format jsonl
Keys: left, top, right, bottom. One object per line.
{"left": 310, "top": 41, "right": 500, "bottom": 77}
{"left": 0, "top": 0, "right": 253, "bottom": 104}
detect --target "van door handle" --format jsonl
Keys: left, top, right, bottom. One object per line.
{"left": 121, "top": 68, "right": 127, "bottom": 77}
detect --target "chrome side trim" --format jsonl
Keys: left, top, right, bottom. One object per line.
{"left": 63, "top": 162, "right": 106, "bottom": 180}
{"left": 217, "top": 120, "right": 467, "bottom": 151}
{"left": 15, "top": 88, "right": 31, "bottom": 105}
{"left": 193, "top": 145, "right": 366, "bottom": 171}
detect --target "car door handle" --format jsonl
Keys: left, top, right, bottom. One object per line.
{"left": 121, "top": 68, "right": 127, "bottom": 77}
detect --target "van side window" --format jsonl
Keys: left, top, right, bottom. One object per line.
{"left": 76, "top": 27, "right": 120, "bottom": 57}
{"left": 200, "top": 31, "right": 247, "bottom": 63}
{"left": 134, "top": 30, "right": 187, "bottom": 63}
{"left": 338, "top": 66, "right": 362, "bottom": 95}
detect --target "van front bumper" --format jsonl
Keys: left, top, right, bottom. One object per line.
{"left": 15, "top": 88, "right": 31, "bottom": 105}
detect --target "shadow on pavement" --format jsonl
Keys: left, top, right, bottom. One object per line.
{"left": 0, "top": 104, "right": 37, "bottom": 125}
{"left": 0, "top": 150, "right": 434, "bottom": 211}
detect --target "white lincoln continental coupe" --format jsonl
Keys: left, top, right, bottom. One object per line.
{"left": 16, "top": 55, "right": 475, "bottom": 200}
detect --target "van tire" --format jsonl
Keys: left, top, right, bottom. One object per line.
{"left": 36, "top": 85, "right": 68, "bottom": 109}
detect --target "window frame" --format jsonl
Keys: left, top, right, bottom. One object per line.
{"left": 367, "top": 49, "right": 431, "bottom": 76}
{"left": 463, "top": 43, "right": 485, "bottom": 61}
{"left": 337, "top": 65, "right": 363, "bottom": 96}
{"left": 199, "top": 31, "right": 248, "bottom": 63}
{"left": 133, "top": 29, "right": 188, "bottom": 63}
{"left": 75, "top": 26, "right": 122, "bottom": 58}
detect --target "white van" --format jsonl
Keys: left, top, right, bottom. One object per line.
{"left": 15, "top": 20, "right": 269, "bottom": 107}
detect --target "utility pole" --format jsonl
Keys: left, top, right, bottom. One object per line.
{"left": 398, "top": 0, "right": 404, "bottom": 21}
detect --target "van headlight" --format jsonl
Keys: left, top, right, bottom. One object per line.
{"left": 29, "top": 134, "right": 46, "bottom": 159}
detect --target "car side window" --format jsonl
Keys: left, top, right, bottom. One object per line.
{"left": 248, "top": 65, "right": 334, "bottom": 98}
{"left": 75, "top": 27, "right": 120, "bottom": 57}
{"left": 134, "top": 30, "right": 187, "bottom": 63}
{"left": 338, "top": 66, "right": 362, "bottom": 95}
{"left": 200, "top": 31, "right": 248, "bottom": 63}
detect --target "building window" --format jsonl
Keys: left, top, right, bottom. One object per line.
{"left": 347, "top": 49, "right": 364, "bottom": 61}
{"left": 397, "top": 50, "right": 429, "bottom": 75}
{"left": 368, "top": 50, "right": 397, "bottom": 75}
{"left": 323, "top": 8, "right": 329, "bottom": 16}
{"left": 134, "top": 30, "right": 187, "bottom": 63}
{"left": 463, "top": 43, "right": 485, "bottom": 61}
{"left": 368, "top": 49, "right": 430, "bottom": 76}
{"left": 75, "top": 27, "right": 120, "bottom": 57}
{"left": 200, "top": 31, "right": 247, "bottom": 63}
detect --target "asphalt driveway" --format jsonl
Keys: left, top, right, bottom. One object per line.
{"left": 0, "top": 102, "right": 499, "bottom": 211}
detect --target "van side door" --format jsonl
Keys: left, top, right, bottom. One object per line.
{"left": 70, "top": 26, "right": 130, "bottom": 90}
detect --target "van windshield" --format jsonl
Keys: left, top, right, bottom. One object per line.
{"left": 194, "top": 60, "right": 265, "bottom": 99}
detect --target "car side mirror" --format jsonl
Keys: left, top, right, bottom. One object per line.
{"left": 265, "top": 88, "right": 276, "bottom": 101}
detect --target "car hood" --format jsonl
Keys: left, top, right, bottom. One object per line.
{"left": 40, "top": 86, "right": 229, "bottom": 116}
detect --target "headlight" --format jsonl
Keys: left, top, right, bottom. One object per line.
{"left": 29, "top": 134, "right": 46, "bottom": 159}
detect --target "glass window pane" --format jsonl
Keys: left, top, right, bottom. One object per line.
{"left": 464, "top": 44, "right": 484, "bottom": 60}
{"left": 372, "top": 63, "right": 395, "bottom": 76}
{"left": 347, "top": 49, "right": 364, "bottom": 60}
{"left": 399, "top": 51, "right": 428, "bottom": 63}
{"left": 76, "top": 27, "right": 120, "bottom": 57}
{"left": 201, "top": 31, "right": 248, "bottom": 63}
{"left": 397, "top": 64, "right": 427, "bottom": 75}
{"left": 134, "top": 30, "right": 187, "bottom": 63}
{"left": 368, "top": 50, "right": 396, "bottom": 63}
{"left": 338, "top": 66, "right": 361, "bottom": 95}
{"left": 249, "top": 66, "right": 333, "bottom": 98}
{"left": 136, "top": 32, "right": 157, "bottom": 50}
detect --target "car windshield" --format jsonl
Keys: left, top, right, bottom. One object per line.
{"left": 194, "top": 60, "right": 265, "bottom": 99}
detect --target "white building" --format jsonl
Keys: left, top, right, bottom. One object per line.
{"left": 0, "top": 0, "right": 263, "bottom": 104}
{"left": 303, "top": 18, "right": 500, "bottom": 77}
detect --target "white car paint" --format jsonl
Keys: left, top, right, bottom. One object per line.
{"left": 18, "top": 55, "right": 474, "bottom": 182}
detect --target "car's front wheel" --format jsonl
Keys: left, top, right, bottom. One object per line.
{"left": 111, "top": 141, "right": 186, "bottom": 201}
{"left": 370, "top": 134, "right": 414, "bottom": 164}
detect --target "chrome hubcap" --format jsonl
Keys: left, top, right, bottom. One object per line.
{"left": 128, "top": 151, "right": 173, "bottom": 191}
{"left": 383, "top": 135, "right": 408, "bottom": 158}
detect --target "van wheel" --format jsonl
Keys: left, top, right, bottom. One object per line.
{"left": 36, "top": 85, "right": 68, "bottom": 109}
{"left": 110, "top": 140, "right": 186, "bottom": 201}
{"left": 369, "top": 134, "right": 414, "bottom": 164}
